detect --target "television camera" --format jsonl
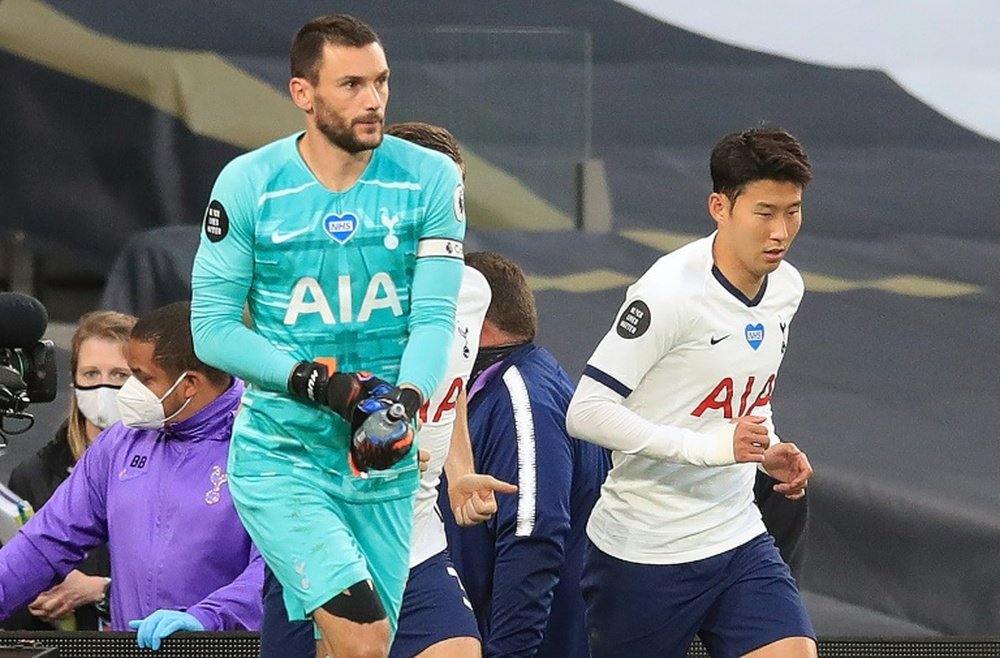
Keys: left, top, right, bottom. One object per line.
{"left": 0, "top": 292, "right": 58, "bottom": 450}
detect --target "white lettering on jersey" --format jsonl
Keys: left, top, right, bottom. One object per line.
{"left": 338, "top": 275, "right": 353, "bottom": 323}
{"left": 284, "top": 273, "right": 402, "bottom": 325}
{"left": 283, "top": 277, "right": 334, "bottom": 325}
{"left": 357, "top": 273, "right": 403, "bottom": 322}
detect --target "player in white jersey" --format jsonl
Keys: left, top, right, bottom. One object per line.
{"left": 409, "top": 267, "right": 490, "bottom": 566}
{"left": 396, "top": 263, "right": 519, "bottom": 658}
{"left": 379, "top": 123, "right": 517, "bottom": 658}
{"left": 567, "top": 127, "right": 817, "bottom": 658}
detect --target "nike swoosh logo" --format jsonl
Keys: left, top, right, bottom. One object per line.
{"left": 710, "top": 335, "right": 729, "bottom": 345}
{"left": 271, "top": 227, "right": 312, "bottom": 244}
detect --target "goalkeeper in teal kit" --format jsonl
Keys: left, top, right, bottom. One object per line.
{"left": 188, "top": 14, "right": 465, "bottom": 658}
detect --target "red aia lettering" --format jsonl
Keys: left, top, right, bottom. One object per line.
{"left": 746, "top": 375, "right": 774, "bottom": 415}
{"left": 691, "top": 374, "right": 776, "bottom": 418}
{"left": 432, "top": 377, "right": 464, "bottom": 423}
{"left": 419, "top": 377, "right": 465, "bottom": 424}
{"left": 691, "top": 378, "right": 734, "bottom": 417}
{"left": 738, "top": 376, "right": 756, "bottom": 418}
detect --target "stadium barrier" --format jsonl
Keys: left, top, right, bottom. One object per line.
{"left": 1, "top": 633, "right": 1000, "bottom": 657}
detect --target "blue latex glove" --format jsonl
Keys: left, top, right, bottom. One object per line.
{"left": 128, "top": 610, "right": 204, "bottom": 650}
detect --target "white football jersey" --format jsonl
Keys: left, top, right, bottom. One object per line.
{"left": 572, "top": 233, "right": 803, "bottom": 564}
{"left": 409, "top": 266, "right": 491, "bottom": 567}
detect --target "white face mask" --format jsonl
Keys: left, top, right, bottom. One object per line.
{"left": 117, "top": 371, "right": 191, "bottom": 430}
{"left": 74, "top": 385, "right": 123, "bottom": 429}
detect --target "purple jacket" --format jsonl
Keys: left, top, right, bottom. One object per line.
{"left": 0, "top": 378, "right": 262, "bottom": 632}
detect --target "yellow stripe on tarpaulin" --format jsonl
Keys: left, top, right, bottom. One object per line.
{"left": 527, "top": 270, "right": 633, "bottom": 293}
{"left": 620, "top": 229, "right": 704, "bottom": 253}
{"left": 0, "top": 0, "right": 573, "bottom": 231}
{"left": 802, "top": 273, "right": 983, "bottom": 297}
{"left": 527, "top": 266, "right": 985, "bottom": 298}
{"left": 621, "top": 229, "right": 984, "bottom": 298}
{"left": 0, "top": 0, "right": 300, "bottom": 149}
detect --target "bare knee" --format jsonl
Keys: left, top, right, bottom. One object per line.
{"left": 338, "top": 624, "right": 391, "bottom": 658}
{"left": 316, "top": 619, "right": 390, "bottom": 658}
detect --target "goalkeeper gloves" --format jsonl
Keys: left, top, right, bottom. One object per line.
{"left": 288, "top": 360, "right": 423, "bottom": 475}
{"left": 288, "top": 359, "right": 383, "bottom": 420}
{"left": 349, "top": 387, "right": 422, "bottom": 476}
{"left": 358, "top": 386, "right": 422, "bottom": 426}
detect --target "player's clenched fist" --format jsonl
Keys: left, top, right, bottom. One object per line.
{"left": 731, "top": 415, "right": 770, "bottom": 463}
{"left": 349, "top": 387, "right": 422, "bottom": 476}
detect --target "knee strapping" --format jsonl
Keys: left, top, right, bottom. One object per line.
{"left": 320, "top": 579, "right": 387, "bottom": 624}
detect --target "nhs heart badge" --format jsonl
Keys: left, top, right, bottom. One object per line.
{"left": 323, "top": 213, "right": 358, "bottom": 245}
{"left": 745, "top": 323, "right": 765, "bottom": 350}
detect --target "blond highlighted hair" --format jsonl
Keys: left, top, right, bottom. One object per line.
{"left": 67, "top": 310, "right": 137, "bottom": 461}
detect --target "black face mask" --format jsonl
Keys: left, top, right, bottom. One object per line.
{"left": 470, "top": 342, "right": 526, "bottom": 387}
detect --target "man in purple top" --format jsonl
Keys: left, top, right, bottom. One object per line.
{"left": 0, "top": 301, "right": 262, "bottom": 650}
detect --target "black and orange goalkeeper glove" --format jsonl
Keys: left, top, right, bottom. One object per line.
{"left": 288, "top": 359, "right": 389, "bottom": 421}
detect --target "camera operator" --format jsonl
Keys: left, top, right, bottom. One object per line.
{"left": 4, "top": 310, "right": 135, "bottom": 631}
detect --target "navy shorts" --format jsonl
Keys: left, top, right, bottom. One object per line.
{"left": 260, "top": 552, "right": 480, "bottom": 658}
{"left": 260, "top": 566, "right": 313, "bottom": 658}
{"left": 390, "top": 550, "right": 481, "bottom": 658}
{"left": 582, "top": 533, "right": 815, "bottom": 658}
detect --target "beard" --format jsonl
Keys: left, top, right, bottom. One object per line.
{"left": 314, "top": 99, "right": 384, "bottom": 154}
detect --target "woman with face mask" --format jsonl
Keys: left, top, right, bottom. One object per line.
{"left": 5, "top": 310, "right": 136, "bottom": 631}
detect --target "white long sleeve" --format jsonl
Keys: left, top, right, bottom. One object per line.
{"left": 567, "top": 376, "right": 737, "bottom": 466}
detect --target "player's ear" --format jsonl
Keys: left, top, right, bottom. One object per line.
{"left": 289, "top": 77, "right": 314, "bottom": 113}
{"left": 708, "top": 192, "right": 729, "bottom": 225}
{"left": 178, "top": 371, "right": 203, "bottom": 400}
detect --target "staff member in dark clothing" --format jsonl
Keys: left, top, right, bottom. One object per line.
{"left": 441, "top": 252, "right": 611, "bottom": 658}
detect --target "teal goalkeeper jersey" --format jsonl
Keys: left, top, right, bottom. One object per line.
{"left": 190, "top": 132, "right": 465, "bottom": 499}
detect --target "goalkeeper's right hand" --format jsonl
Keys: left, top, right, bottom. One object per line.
{"left": 288, "top": 359, "right": 389, "bottom": 421}
{"left": 347, "top": 385, "right": 422, "bottom": 475}
{"left": 349, "top": 398, "right": 415, "bottom": 475}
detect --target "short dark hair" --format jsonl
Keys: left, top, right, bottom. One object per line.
{"left": 710, "top": 126, "right": 812, "bottom": 201}
{"left": 131, "top": 302, "right": 229, "bottom": 386}
{"left": 466, "top": 252, "right": 537, "bottom": 341}
{"left": 387, "top": 122, "right": 465, "bottom": 180}
{"left": 290, "top": 14, "right": 383, "bottom": 84}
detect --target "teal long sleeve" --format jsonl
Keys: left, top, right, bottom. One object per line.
{"left": 396, "top": 255, "right": 464, "bottom": 400}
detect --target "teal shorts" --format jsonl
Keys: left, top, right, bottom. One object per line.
{"left": 228, "top": 468, "right": 416, "bottom": 634}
